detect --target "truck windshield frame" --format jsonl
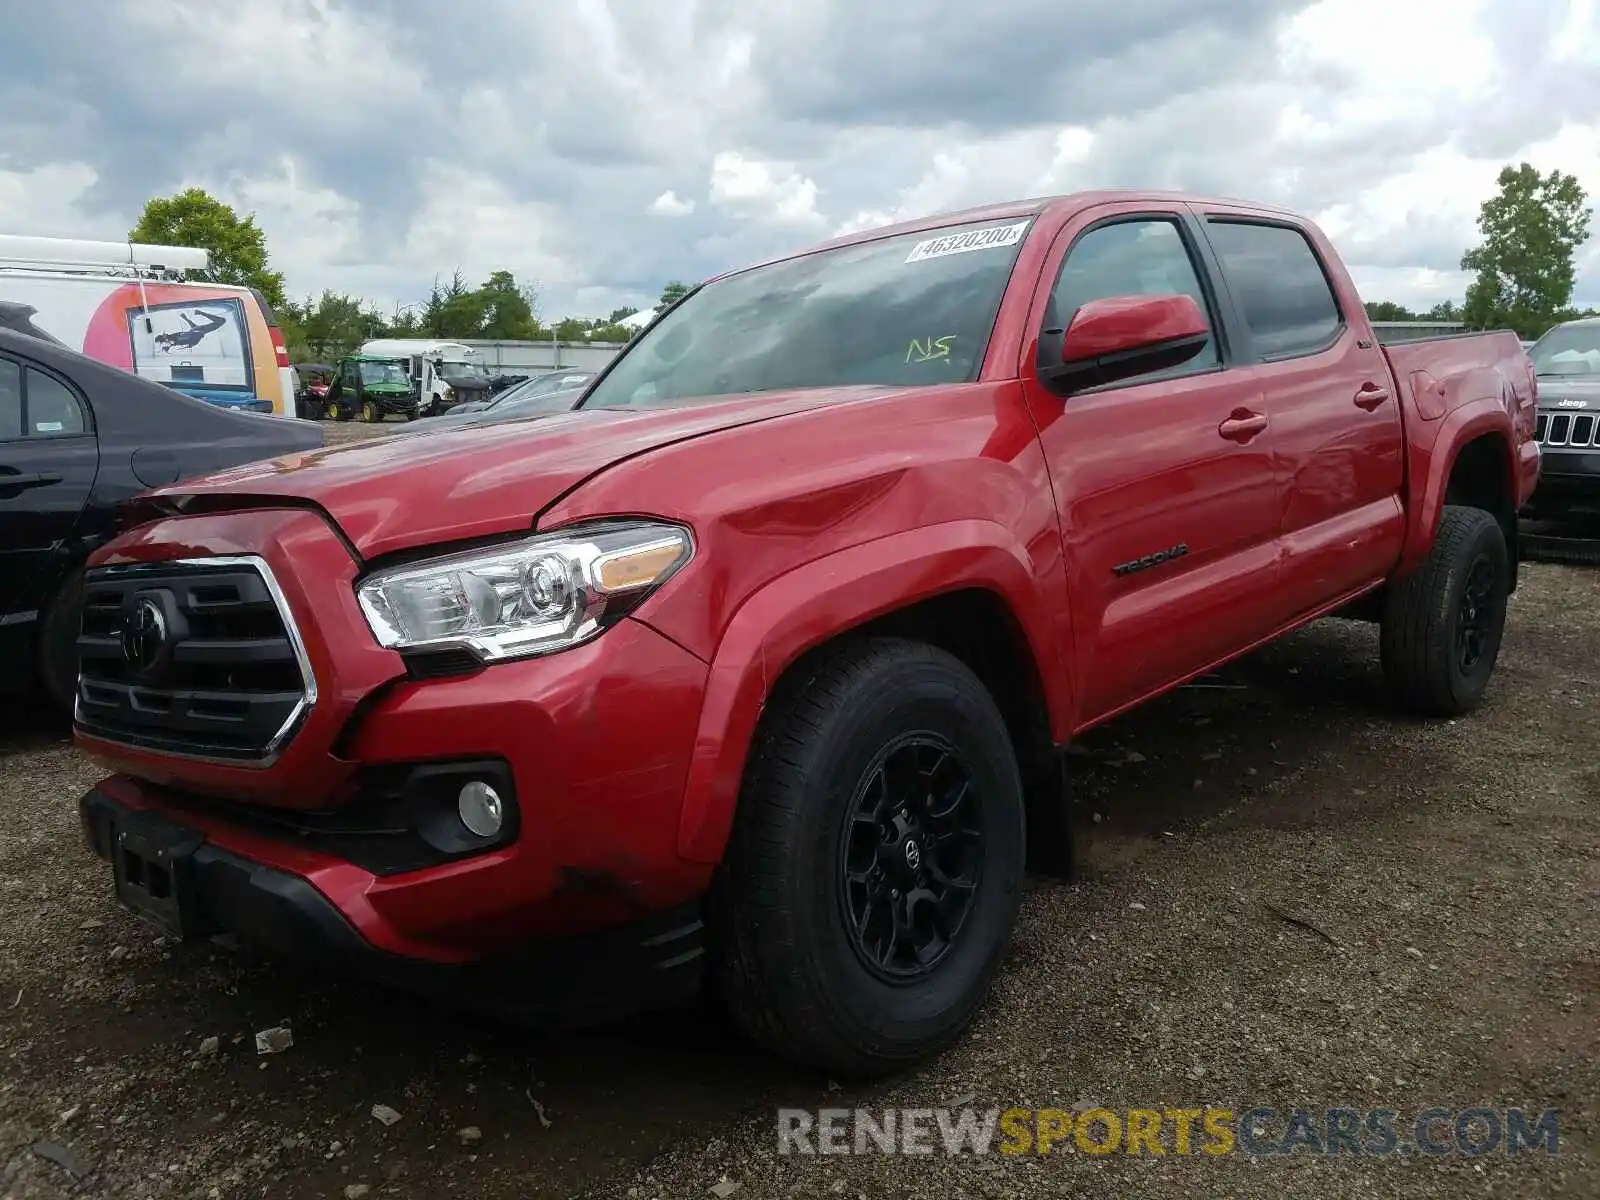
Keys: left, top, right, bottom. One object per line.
{"left": 439, "top": 361, "right": 490, "bottom": 382}
{"left": 580, "top": 216, "right": 1036, "bottom": 410}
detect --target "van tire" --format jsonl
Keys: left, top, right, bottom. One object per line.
{"left": 1380, "top": 505, "right": 1509, "bottom": 717}
{"left": 714, "top": 637, "right": 1026, "bottom": 1077}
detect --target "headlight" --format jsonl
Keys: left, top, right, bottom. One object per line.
{"left": 356, "top": 521, "right": 693, "bottom": 662}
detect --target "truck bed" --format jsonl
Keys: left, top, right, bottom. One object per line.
{"left": 1382, "top": 329, "right": 1533, "bottom": 424}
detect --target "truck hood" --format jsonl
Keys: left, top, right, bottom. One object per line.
{"left": 142, "top": 387, "right": 893, "bottom": 560}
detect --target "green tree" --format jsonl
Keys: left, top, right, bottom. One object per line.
{"left": 385, "top": 304, "right": 424, "bottom": 336}
{"left": 129, "top": 188, "right": 286, "bottom": 308}
{"left": 407, "top": 270, "right": 546, "bottom": 340}
{"left": 551, "top": 316, "right": 633, "bottom": 342}
{"left": 477, "top": 270, "right": 542, "bottom": 340}
{"left": 281, "top": 291, "right": 386, "bottom": 361}
{"left": 607, "top": 305, "right": 640, "bottom": 324}
{"left": 1425, "top": 300, "right": 1463, "bottom": 322}
{"left": 552, "top": 316, "right": 595, "bottom": 341}
{"left": 1461, "top": 163, "right": 1593, "bottom": 339}
{"left": 1364, "top": 301, "right": 1418, "bottom": 321}
{"left": 419, "top": 271, "right": 487, "bottom": 338}
{"left": 657, "top": 281, "right": 691, "bottom": 310}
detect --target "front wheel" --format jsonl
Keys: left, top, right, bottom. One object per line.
{"left": 361, "top": 400, "right": 380, "bottom": 424}
{"left": 37, "top": 569, "right": 85, "bottom": 714}
{"left": 713, "top": 638, "right": 1026, "bottom": 1077}
{"left": 1380, "top": 505, "right": 1510, "bottom": 716}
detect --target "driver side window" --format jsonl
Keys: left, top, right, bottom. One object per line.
{"left": 1049, "top": 218, "right": 1220, "bottom": 377}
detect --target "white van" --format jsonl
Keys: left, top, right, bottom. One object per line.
{"left": 0, "top": 234, "right": 299, "bottom": 416}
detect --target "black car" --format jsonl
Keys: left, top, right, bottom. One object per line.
{"left": 1526, "top": 317, "right": 1600, "bottom": 519}
{"left": 0, "top": 328, "right": 325, "bottom": 710}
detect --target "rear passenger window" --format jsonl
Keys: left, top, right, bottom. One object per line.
{"left": 25, "top": 369, "right": 87, "bottom": 436}
{"left": 0, "top": 360, "right": 20, "bottom": 439}
{"left": 1049, "top": 219, "right": 1220, "bottom": 376}
{"left": 1205, "top": 220, "right": 1343, "bottom": 359}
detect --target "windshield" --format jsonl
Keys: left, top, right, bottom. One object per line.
{"left": 1529, "top": 324, "right": 1600, "bottom": 377}
{"left": 439, "top": 360, "right": 489, "bottom": 382}
{"left": 498, "top": 372, "right": 592, "bottom": 405}
{"left": 497, "top": 386, "right": 585, "bottom": 417}
{"left": 358, "top": 360, "right": 410, "bottom": 386}
{"left": 581, "top": 216, "right": 1035, "bottom": 410}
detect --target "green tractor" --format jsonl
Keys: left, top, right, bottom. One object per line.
{"left": 312, "top": 355, "right": 423, "bottom": 423}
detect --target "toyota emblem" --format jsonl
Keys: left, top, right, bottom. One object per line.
{"left": 903, "top": 838, "right": 922, "bottom": 873}
{"left": 120, "top": 598, "right": 167, "bottom": 672}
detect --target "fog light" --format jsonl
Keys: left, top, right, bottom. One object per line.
{"left": 457, "top": 781, "right": 504, "bottom": 838}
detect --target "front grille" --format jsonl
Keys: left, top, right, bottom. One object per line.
{"left": 75, "top": 557, "right": 315, "bottom": 764}
{"left": 1536, "top": 411, "right": 1600, "bottom": 447}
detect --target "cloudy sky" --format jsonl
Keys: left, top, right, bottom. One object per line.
{"left": 1, "top": 0, "right": 1597, "bottom": 322}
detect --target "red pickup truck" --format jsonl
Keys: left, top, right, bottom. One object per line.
{"left": 73, "top": 191, "right": 1539, "bottom": 1076}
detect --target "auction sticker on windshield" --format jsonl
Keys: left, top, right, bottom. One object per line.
{"left": 905, "top": 220, "right": 1031, "bottom": 264}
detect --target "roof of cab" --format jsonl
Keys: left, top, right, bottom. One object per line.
{"left": 704, "top": 189, "right": 1307, "bottom": 286}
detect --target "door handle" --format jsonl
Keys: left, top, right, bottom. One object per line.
{"left": 0, "top": 472, "right": 63, "bottom": 493}
{"left": 1218, "top": 409, "right": 1268, "bottom": 442}
{"left": 1355, "top": 384, "right": 1391, "bottom": 410}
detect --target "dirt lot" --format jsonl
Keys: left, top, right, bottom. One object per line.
{"left": 1, "top": 425, "right": 1596, "bottom": 1199}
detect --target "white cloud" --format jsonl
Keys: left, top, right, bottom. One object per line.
{"left": 402, "top": 164, "right": 578, "bottom": 297}
{"left": 650, "top": 190, "right": 696, "bottom": 216}
{"left": 709, "top": 151, "right": 823, "bottom": 225}
{"left": 0, "top": 162, "right": 120, "bottom": 240}
{"left": 2, "top": 0, "right": 1598, "bottom": 317}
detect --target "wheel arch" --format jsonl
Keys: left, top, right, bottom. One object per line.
{"left": 673, "top": 521, "right": 1069, "bottom": 864}
{"left": 1402, "top": 402, "right": 1519, "bottom": 590}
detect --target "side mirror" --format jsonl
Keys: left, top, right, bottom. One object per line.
{"left": 1038, "top": 294, "right": 1210, "bottom": 394}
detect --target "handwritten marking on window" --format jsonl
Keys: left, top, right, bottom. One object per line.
{"left": 907, "top": 335, "right": 954, "bottom": 364}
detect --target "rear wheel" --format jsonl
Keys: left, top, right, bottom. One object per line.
{"left": 714, "top": 638, "right": 1026, "bottom": 1077}
{"left": 37, "top": 569, "right": 84, "bottom": 714}
{"left": 1380, "top": 505, "right": 1510, "bottom": 716}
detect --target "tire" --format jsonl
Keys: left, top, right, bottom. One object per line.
{"left": 361, "top": 401, "right": 379, "bottom": 424}
{"left": 714, "top": 637, "right": 1027, "bottom": 1077}
{"left": 1522, "top": 532, "right": 1600, "bottom": 566}
{"left": 37, "top": 569, "right": 84, "bottom": 715}
{"left": 1380, "top": 505, "right": 1510, "bottom": 716}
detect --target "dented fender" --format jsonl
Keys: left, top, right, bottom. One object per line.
{"left": 670, "top": 519, "right": 1070, "bottom": 864}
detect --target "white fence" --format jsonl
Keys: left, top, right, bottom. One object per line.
{"left": 455, "top": 339, "right": 628, "bottom": 375}
{"left": 1370, "top": 321, "right": 1467, "bottom": 342}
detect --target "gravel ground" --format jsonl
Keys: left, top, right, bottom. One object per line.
{"left": 1, "top": 429, "right": 1595, "bottom": 1198}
